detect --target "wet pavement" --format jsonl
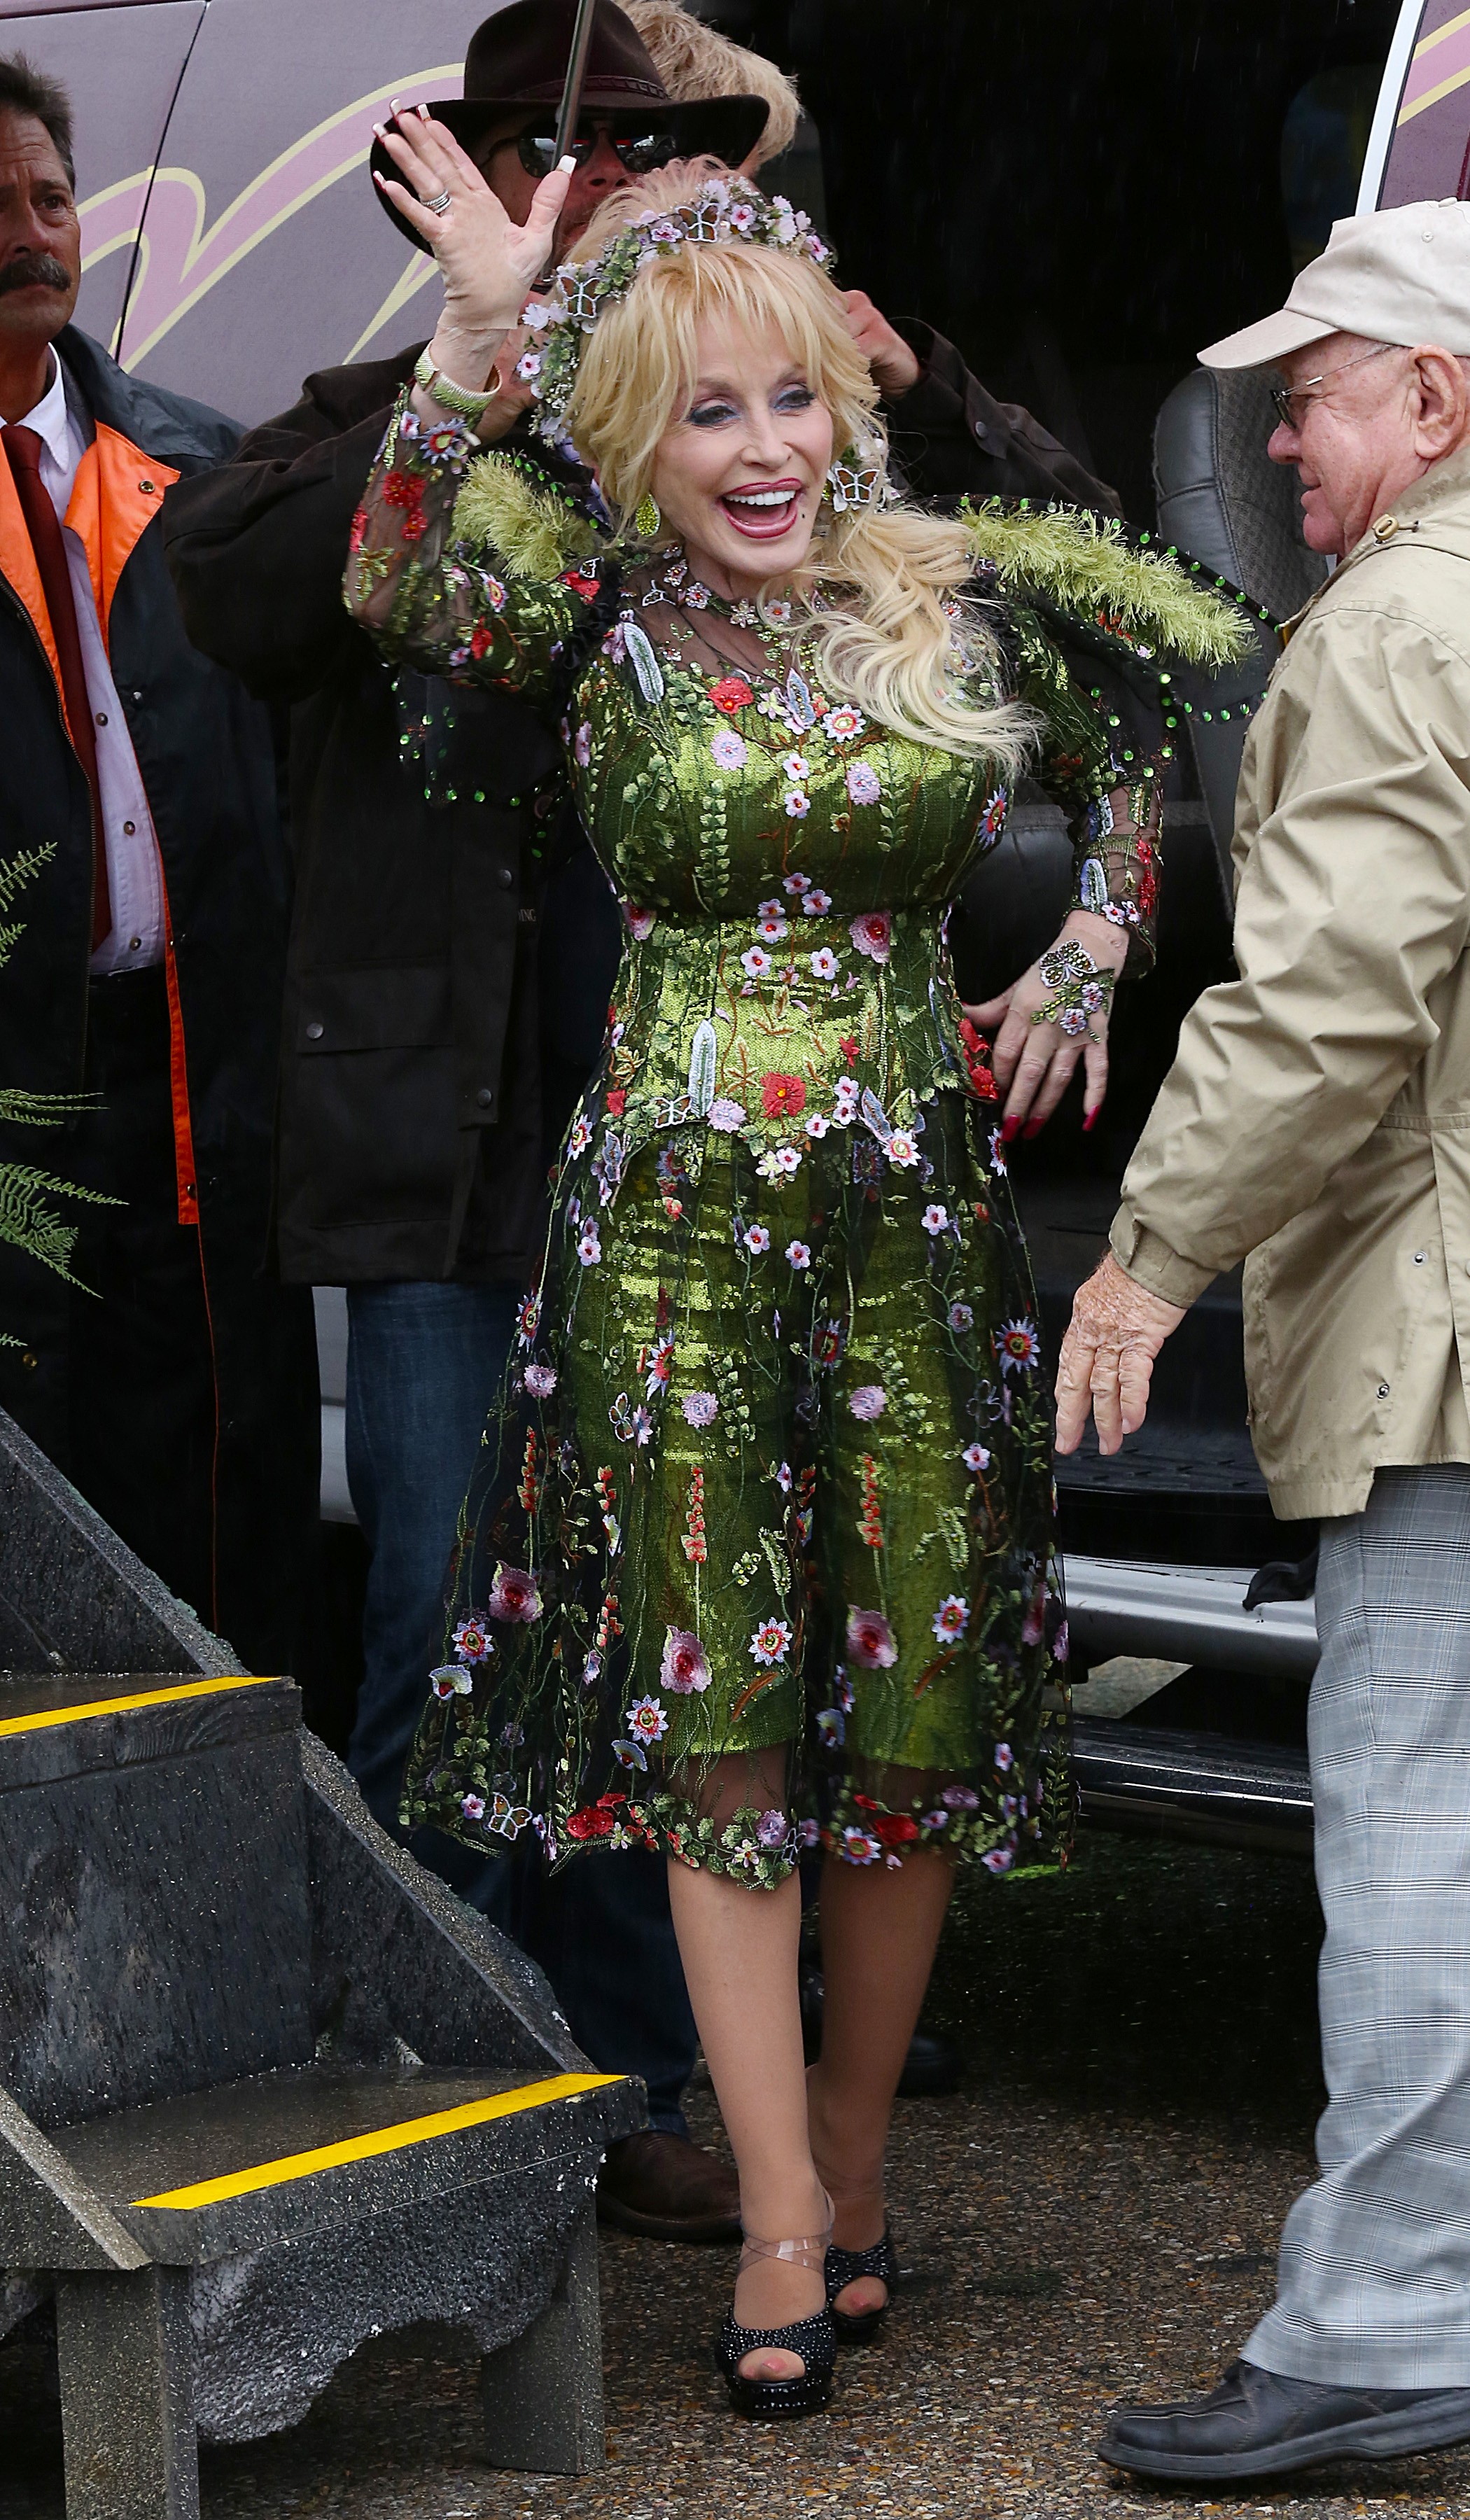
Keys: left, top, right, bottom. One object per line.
{"left": 5, "top": 1814, "right": 1470, "bottom": 2518}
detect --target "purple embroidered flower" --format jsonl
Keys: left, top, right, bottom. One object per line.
{"left": 776, "top": 1460, "right": 794, "bottom": 1492}
{"left": 461, "top": 1792, "right": 486, "bottom": 1821}
{"left": 631, "top": 1405, "right": 654, "bottom": 1446}
{"left": 743, "top": 1223, "right": 771, "bottom": 1255}
{"left": 785, "top": 790, "right": 811, "bottom": 820}
{"left": 452, "top": 1614, "right": 493, "bottom": 1664}
{"left": 708, "top": 1097, "right": 747, "bottom": 1132}
{"left": 809, "top": 946, "right": 839, "bottom": 980}
{"left": 798, "top": 1816, "right": 822, "bottom": 1847}
{"left": 781, "top": 752, "right": 811, "bottom": 783}
{"left": 624, "top": 902, "right": 656, "bottom": 939}
{"left": 816, "top": 1706, "right": 845, "bottom": 1746}
{"left": 1053, "top": 1620, "right": 1070, "bottom": 1665}
{"left": 998, "top": 1317, "right": 1041, "bottom": 1373}
{"left": 757, "top": 1807, "right": 789, "bottom": 1848}
{"left": 922, "top": 1203, "right": 950, "bottom": 1235}
{"left": 783, "top": 872, "right": 811, "bottom": 895}
{"left": 981, "top": 1844, "right": 1016, "bottom": 1876}
{"left": 488, "top": 1563, "right": 542, "bottom": 1624}
{"left": 626, "top": 1694, "right": 669, "bottom": 1744}
{"left": 524, "top": 1362, "right": 558, "bottom": 1398}
{"left": 832, "top": 1077, "right": 860, "bottom": 1124}
{"left": 949, "top": 1301, "right": 974, "bottom": 1332}
{"left": 849, "top": 909, "right": 892, "bottom": 962}
{"left": 995, "top": 1741, "right": 1015, "bottom": 1772}
{"left": 710, "top": 726, "right": 748, "bottom": 770}
{"left": 961, "top": 1441, "right": 990, "bottom": 1473}
{"left": 577, "top": 1223, "right": 601, "bottom": 1266}
{"left": 661, "top": 1628, "right": 711, "bottom": 1695}
{"left": 573, "top": 722, "right": 592, "bottom": 766}
{"left": 846, "top": 760, "right": 881, "bottom": 806}
{"left": 749, "top": 1617, "right": 793, "bottom": 1666}
{"left": 802, "top": 888, "right": 834, "bottom": 915}
{"left": 804, "top": 1110, "right": 830, "bottom": 1139}
{"left": 756, "top": 909, "right": 790, "bottom": 943}
{"left": 741, "top": 946, "right": 774, "bottom": 979}
{"left": 846, "top": 1604, "right": 897, "bottom": 1668}
{"left": 848, "top": 1384, "right": 886, "bottom": 1422}
{"left": 922, "top": 1807, "right": 949, "bottom": 1830}
{"left": 885, "top": 1130, "right": 920, "bottom": 1168}
{"left": 841, "top": 1827, "right": 882, "bottom": 1865}
{"left": 932, "top": 1595, "right": 969, "bottom": 1643}
{"left": 941, "top": 1783, "right": 980, "bottom": 1809}
{"left": 785, "top": 1239, "right": 812, "bottom": 1270}
{"left": 682, "top": 1390, "right": 718, "bottom": 1427}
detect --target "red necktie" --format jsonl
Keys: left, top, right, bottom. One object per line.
{"left": 3, "top": 423, "right": 111, "bottom": 948}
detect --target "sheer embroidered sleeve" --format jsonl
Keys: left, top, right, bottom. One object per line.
{"left": 1014, "top": 606, "right": 1163, "bottom": 966}
{"left": 344, "top": 396, "right": 610, "bottom": 704}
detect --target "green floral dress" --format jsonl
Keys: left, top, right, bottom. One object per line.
{"left": 347, "top": 399, "right": 1206, "bottom": 1889}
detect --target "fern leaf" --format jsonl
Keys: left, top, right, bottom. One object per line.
{"left": 0, "top": 1088, "right": 97, "bottom": 1128}
{"left": 0, "top": 1162, "right": 120, "bottom": 1285}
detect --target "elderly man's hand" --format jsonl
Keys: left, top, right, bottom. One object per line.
{"left": 842, "top": 290, "right": 920, "bottom": 398}
{"left": 1055, "top": 1254, "right": 1186, "bottom": 1457}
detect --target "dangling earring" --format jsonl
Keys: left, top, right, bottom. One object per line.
{"left": 635, "top": 489, "right": 662, "bottom": 540}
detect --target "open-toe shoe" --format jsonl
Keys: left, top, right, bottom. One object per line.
{"left": 715, "top": 2220, "right": 836, "bottom": 2420}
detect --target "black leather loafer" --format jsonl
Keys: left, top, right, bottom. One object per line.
{"left": 1100, "top": 2356, "right": 1470, "bottom": 2480}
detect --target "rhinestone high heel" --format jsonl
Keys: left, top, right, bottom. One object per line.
{"left": 715, "top": 2216, "right": 836, "bottom": 2419}
{"left": 825, "top": 2226, "right": 897, "bottom": 2344}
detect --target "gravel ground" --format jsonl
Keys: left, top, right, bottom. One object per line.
{"left": 6, "top": 1826, "right": 1469, "bottom": 2519}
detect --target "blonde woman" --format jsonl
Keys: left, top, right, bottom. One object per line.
{"left": 351, "top": 120, "right": 1246, "bottom": 2418}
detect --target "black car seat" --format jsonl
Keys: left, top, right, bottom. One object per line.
{"left": 1153, "top": 368, "right": 1328, "bottom": 880}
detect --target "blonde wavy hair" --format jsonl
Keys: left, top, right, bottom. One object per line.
{"left": 623, "top": 0, "right": 802, "bottom": 165}
{"left": 564, "top": 169, "right": 1035, "bottom": 768}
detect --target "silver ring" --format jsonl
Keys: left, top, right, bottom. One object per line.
{"left": 421, "top": 188, "right": 453, "bottom": 216}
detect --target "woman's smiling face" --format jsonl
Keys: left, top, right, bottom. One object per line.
{"left": 648, "top": 312, "right": 835, "bottom": 600}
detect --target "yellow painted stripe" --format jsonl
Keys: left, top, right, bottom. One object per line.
{"left": 1415, "top": 4, "right": 1470, "bottom": 57}
{"left": 131, "top": 2072, "right": 626, "bottom": 2208}
{"left": 0, "top": 1674, "right": 278, "bottom": 1737}
{"left": 1400, "top": 53, "right": 1470, "bottom": 115}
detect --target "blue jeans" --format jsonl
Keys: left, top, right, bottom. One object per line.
{"left": 344, "top": 1278, "right": 695, "bottom": 2134}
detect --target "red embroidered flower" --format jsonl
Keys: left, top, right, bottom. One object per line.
{"left": 761, "top": 1072, "right": 806, "bottom": 1119}
{"left": 872, "top": 1812, "right": 920, "bottom": 1846}
{"left": 605, "top": 1088, "right": 626, "bottom": 1118}
{"left": 565, "top": 1791, "right": 627, "bottom": 1842}
{"left": 470, "top": 622, "right": 496, "bottom": 659}
{"left": 958, "top": 1016, "right": 1000, "bottom": 1102}
{"left": 709, "top": 675, "right": 756, "bottom": 715}
{"left": 382, "top": 469, "right": 423, "bottom": 513}
{"left": 561, "top": 566, "right": 600, "bottom": 601}
{"left": 348, "top": 508, "right": 368, "bottom": 554}
{"left": 839, "top": 1035, "right": 859, "bottom": 1068}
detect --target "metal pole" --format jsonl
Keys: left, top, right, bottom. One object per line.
{"left": 552, "top": 0, "right": 600, "bottom": 165}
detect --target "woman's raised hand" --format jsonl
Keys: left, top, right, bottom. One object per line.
{"left": 372, "top": 106, "right": 573, "bottom": 371}
{"left": 962, "top": 908, "right": 1128, "bottom": 1142}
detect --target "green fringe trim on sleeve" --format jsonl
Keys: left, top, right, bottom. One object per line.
{"left": 959, "top": 498, "right": 1261, "bottom": 671}
{"left": 451, "top": 450, "right": 603, "bottom": 581}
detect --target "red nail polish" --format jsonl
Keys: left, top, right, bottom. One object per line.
{"left": 1082, "top": 1107, "right": 1098, "bottom": 1133}
{"left": 1000, "top": 1114, "right": 1021, "bottom": 1144}
{"left": 1022, "top": 1117, "right": 1043, "bottom": 1140}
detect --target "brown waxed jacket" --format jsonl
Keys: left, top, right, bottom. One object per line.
{"left": 1111, "top": 438, "right": 1470, "bottom": 1522}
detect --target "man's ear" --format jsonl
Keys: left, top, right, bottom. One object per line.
{"left": 1410, "top": 345, "right": 1470, "bottom": 459}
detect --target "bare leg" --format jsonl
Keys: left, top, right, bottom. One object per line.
{"left": 665, "top": 1778, "right": 827, "bottom": 2385}
{"left": 808, "top": 1845, "right": 955, "bottom": 2315}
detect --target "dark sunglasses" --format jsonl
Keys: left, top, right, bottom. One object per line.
{"left": 513, "top": 126, "right": 678, "bottom": 177}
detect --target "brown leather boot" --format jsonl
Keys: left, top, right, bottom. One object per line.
{"left": 596, "top": 2129, "right": 741, "bottom": 2241}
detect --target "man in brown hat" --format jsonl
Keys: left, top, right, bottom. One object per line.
{"left": 1055, "top": 200, "right": 1470, "bottom": 2482}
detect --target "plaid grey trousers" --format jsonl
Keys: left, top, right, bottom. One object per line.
{"left": 1247, "top": 1464, "right": 1470, "bottom": 2386}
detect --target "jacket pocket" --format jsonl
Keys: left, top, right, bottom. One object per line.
{"left": 295, "top": 963, "right": 451, "bottom": 1055}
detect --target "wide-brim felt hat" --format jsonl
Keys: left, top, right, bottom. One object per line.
{"left": 371, "top": 0, "right": 770, "bottom": 255}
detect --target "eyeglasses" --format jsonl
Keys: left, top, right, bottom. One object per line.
{"left": 1269, "top": 342, "right": 1399, "bottom": 433}
{"left": 510, "top": 125, "right": 678, "bottom": 178}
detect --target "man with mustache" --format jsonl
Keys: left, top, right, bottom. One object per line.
{"left": 0, "top": 53, "right": 316, "bottom": 1676}
{"left": 164, "top": 0, "right": 1115, "bottom": 2240}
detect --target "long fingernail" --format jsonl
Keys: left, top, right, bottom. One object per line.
{"left": 1082, "top": 1107, "right": 1098, "bottom": 1133}
{"left": 373, "top": 122, "right": 388, "bottom": 139}
{"left": 388, "top": 97, "right": 400, "bottom": 113}
{"left": 1022, "top": 1117, "right": 1043, "bottom": 1140}
{"left": 419, "top": 102, "right": 432, "bottom": 120}
{"left": 1000, "top": 1115, "right": 1022, "bottom": 1144}
{"left": 558, "top": 154, "right": 578, "bottom": 174}
{"left": 372, "top": 169, "right": 386, "bottom": 188}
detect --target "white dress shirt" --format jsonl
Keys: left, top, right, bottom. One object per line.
{"left": 18, "top": 352, "right": 166, "bottom": 974}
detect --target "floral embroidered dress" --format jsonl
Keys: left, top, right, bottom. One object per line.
{"left": 348, "top": 401, "right": 1227, "bottom": 1889}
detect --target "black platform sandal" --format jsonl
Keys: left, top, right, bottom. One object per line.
{"left": 825, "top": 2227, "right": 897, "bottom": 2345}
{"left": 715, "top": 2223, "right": 837, "bottom": 2419}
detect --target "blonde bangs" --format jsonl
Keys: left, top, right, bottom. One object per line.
{"left": 561, "top": 169, "right": 1037, "bottom": 770}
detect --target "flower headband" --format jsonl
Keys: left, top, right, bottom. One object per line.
{"left": 517, "top": 174, "right": 834, "bottom": 450}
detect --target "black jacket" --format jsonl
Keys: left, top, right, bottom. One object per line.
{"left": 162, "top": 329, "right": 1116, "bottom": 1288}
{"left": 164, "top": 346, "right": 593, "bottom": 1286}
{"left": 0, "top": 328, "right": 317, "bottom": 1658}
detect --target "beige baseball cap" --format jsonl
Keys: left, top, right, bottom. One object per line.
{"left": 1199, "top": 198, "right": 1470, "bottom": 370}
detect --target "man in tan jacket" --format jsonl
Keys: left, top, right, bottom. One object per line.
{"left": 1057, "top": 201, "right": 1470, "bottom": 2483}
